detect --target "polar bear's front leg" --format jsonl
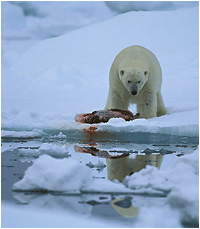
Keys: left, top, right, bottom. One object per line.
{"left": 136, "top": 91, "right": 157, "bottom": 119}
{"left": 105, "top": 87, "right": 129, "bottom": 110}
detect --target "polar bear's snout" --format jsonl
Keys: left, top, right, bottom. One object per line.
{"left": 130, "top": 84, "right": 138, "bottom": 95}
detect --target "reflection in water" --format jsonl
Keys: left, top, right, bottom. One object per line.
{"left": 107, "top": 154, "right": 163, "bottom": 182}
{"left": 111, "top": 196, "right": 139, "bottom": 218}
{"left": 74, "top": 144, "right": 164, "bottom": 218}
{"left": 74, "top": 145, "right": 130, "bottom": 159}
{"left": 2, "top": 136, "right": 198, "bottom": 225}
{"left": 107, "top": 151, "right": 163, "bottom": 217}
{"left": 74, "top": 144, "right": 164, "bottom": 182}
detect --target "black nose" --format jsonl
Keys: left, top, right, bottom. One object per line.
{"left": 131, "top": 91, "right": 137, "bottom": 95}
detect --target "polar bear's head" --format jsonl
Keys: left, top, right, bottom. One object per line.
{"left": 119, "top": 67, "right": 149, "bottom": 96}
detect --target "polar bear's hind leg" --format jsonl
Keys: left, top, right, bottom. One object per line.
{"left": 156, "top": 91, "right": 167, "bottom": 117}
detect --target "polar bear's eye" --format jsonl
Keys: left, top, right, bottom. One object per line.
{"left": 138, "top": 81, "right": 141, "bottom": 84}
{"left": 120, "top": 70, "right": 124, "bottom": 76}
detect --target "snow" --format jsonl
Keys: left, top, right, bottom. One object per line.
{"left": 1, "top": 129, "right": 41, "bottom": 138}
{"left": 11, "top": 146, "right": 199, "bottom": 227}
{"left": 38, "top": 143, "right": 69, "bottom": 158}
{"left": 1, "top": 2, "right": 199, "bottom": 228}
{"left": 12, "top": 151, "right": 162, "bottom": 195}
{"left": 124, "top": 147, "right": 199, "bottom": 225}
{"left": 5, "top": 145, "right": 198, "bottom": 227}
{"left": 2, "top": 6, "right": 199, "bottom": 138}
{"left": 13, "top": 155, "right": 93, "bottom": 192}
{"left": 1, "top": 200, "right": 182, "bottom": 228}
{"left": 1, "top": 1, "right": 116, "bottom": 55}
{"left": 124, "top": 148, "right": 199, "bottom": 193}
{"left": 98, "top": 109, "right": 199, "bottom": 136}
{"left": 1, "top": 202, "right": 120, "bottom": 228}
{"left": 105, "top": 1, "right": 198, "bottom": 13}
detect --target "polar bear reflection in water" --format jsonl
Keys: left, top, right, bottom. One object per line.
{"left": 108, "top": 152, "right": 163, "bottom": 218}
{"left": 106, "top": 153, "right": 163, "bottom": 182}
{"left": 74, "top": 145, "right": 164, "bottom": 218}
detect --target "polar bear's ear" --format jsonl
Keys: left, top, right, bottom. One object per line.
{"left": 144, "top": 71, "right": 148, "bottom": 76}
{"left": 120, "top": 70, "right": 125, "bottom": 76}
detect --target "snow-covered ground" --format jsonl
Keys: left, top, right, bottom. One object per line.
{"left": 1, "top": 1, "right": 199, "bottom": 228}
{"left": 1, "top": 3, "right": 199, "bottom": 137}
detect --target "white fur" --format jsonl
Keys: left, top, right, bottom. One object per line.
{"left": 105, "top": 45, "right": 167, "bottom": 119}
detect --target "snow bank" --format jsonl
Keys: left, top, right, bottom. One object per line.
{"left": 12, "top": 153, "right": 139, "bottom": 194}
{"left": 124, "top": 148, "right": 199, "bottom": 225}
{"left": 48, "top": 132, "right": 67, "bottom": 139}
{"left": 1, "top": 130, "right": 41, "bottom": 138}
{"left": 38, "top": 143, "right": 69, "bottom": 158}
{"left": 82, "top": 179, "right": 134, "bottom": 194}
{"left": 1, "top": 1, "right": 116, "bottom": 54}
{"left": 3, "top": 1, "right": 197, "bottom": 55}
{"left": 105, "top": 1, "right": 198, "bottom": 13}
{"left": 12, "top": 155, "right": 93, "bottom": 192}
{"left": 167, "top": 148, "right": 199, "bottom": 225}
{"left": 97, "top": 108, "right": 199, "bottom": 137}
{"left": 17, "top": 143, "right": 70, "bottom": 162}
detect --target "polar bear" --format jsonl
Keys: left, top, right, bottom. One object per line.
{"left": 105, "top": 45, "right": 167, "bottom": 119}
